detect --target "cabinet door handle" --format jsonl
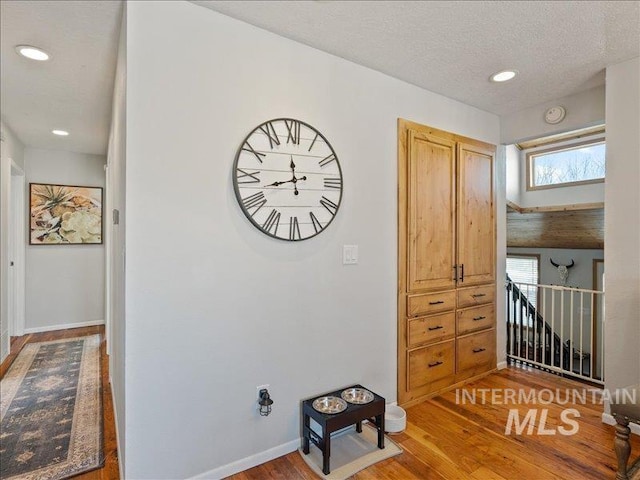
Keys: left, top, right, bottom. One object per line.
{"left": 473, "top": 348, "right": 486, "bottom": 353}
{"left": 428, "top": 325, "right": 444, "bottom": 331}
{"left": 460, "top": 264, "right": 465, "bottom": 282}
{"left": 473, "top": 316, "right": 486, "bottom": 321}
{"left": 453, "top": 265, "right": 458, "bottom": 281}
{"left": 472, "top": 293, "right": 486, "bottom": 298}
{"left": 428, "top": 361, "right": 443, "bottom": 368}
{"left": 429, "top": 300, "right": 444, "bottom": 305}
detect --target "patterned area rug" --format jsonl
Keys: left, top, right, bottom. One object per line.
{"left": 0, "top": 335, "right": 103, "bottom": 480}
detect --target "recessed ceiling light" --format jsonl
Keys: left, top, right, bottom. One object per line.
{"left": 52, "top": 130, "right": 69, "bottom": 136}
{"left": 15, "top": 45, "right": 50, "bottom": 61}
{"left": 490, "top": 70, "right": 518, "bottom": 83}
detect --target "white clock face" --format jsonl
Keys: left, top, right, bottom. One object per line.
{"left": 233, "top": 118, "right": 343, "bottom": 241}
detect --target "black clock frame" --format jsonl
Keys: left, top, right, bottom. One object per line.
{"left": 232, "top": 117, "right": 343, "bottom": 241}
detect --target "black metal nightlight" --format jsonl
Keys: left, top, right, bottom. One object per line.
{"left": 258, "top": 388, "right": 273, "bottom": 416}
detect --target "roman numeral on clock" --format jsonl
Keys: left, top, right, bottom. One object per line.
{"left": 324, "top": 177, "right": 341, "bottom": 190}
{"left": 320, "top": 196, "right": 339, "bottom": 216}
{"left": 242, "top": 141, "right": 266, "bottom": 163}
{"left": 236, "top": 168, "right": 260, "bottom": 184}
{"left": 258, "top": 122, "right": 280, "bottom": 149}
{"left": 309, "top": 211, "right": 323, "bottom": 233}
{"left": 285, "top": 120, "right": 300, "bottom": 145}
{"left": 263, "top": 209, "right": 281, "bottom": 235}
{"left": 308, "top": 133, "right": 319, "bottom": 152}
{"left": 319, "top": 153, "right": 336, "bottom": 168}
{"left": 289, "top": 216, "right": 301, "bottom": 240}
{"left": 242, "top": 192, "right": 267, "bottom": 216}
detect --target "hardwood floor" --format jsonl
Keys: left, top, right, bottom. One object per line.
{"left": 4, "top": 334, "right": 635, "bottom": 479}
{"left": 0, "top": 326, "right": 119, "bottom": 480}
{"left": 229, "top": 366, "right": 639, "bottom": 479}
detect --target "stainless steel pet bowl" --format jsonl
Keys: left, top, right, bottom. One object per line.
{"left": 312, "top": 396, "right": 348, "bottom": 414}
{"left": 341, "top": 387, "right": 374, "bottom": 405}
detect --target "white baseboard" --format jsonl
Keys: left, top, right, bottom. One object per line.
{"left": 189, "top": 439, "right": 300, "bottom": 479}
{"left": 23, "top": 319, "right": 105, "bottom": 334}
{"left": 497, "top": 361, "right": 508, "bottom": 370}
{"left": 602, "top": 412, "right": 640, "bottom": 435}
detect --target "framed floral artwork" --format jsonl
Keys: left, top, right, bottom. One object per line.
{"left": 29, "top": 183, "right": 103, "bottom": 245}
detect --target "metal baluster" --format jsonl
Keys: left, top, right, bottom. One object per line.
{"left": 542, "top": 287, "right": 547, "bottom": 367}
{"left": 570, "top": 290, "right": 574, "bottom": 377}
{"left": 580, "top": 292, "right": 584, "bottom": 379}
{"left": 590, "top": 292, "right": 594, "bottom": 381}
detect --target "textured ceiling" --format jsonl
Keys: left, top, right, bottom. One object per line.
{"left": 192, "top": 0, "right": 640, "bottom": 116}
{"left": 0, "top": 1, "right": 122, "bottom": 155}
{"left": 1, "top": 1, "right": 637, "bottom": 155}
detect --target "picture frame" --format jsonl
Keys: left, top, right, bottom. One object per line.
{"left": 29, "top": 183, "right": 103, "bottom": 245}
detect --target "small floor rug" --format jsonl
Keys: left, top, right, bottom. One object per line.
{"left": 298, "top": 424, "right": 403, "bottom": 479}
{"left": 0, "top": 335, "right": 103, "bottom": 480}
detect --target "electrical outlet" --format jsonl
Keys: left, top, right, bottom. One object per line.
{"left": 257, "top": 384, "right": 269, "bottom": 398}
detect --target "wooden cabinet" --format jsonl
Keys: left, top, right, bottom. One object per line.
{"left": 398, "top": 119, "right": 496, "bottom": 407}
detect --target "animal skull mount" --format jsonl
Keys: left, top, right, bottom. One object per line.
{"left": 550, "top": 258, "right": 575, "bottom": 285}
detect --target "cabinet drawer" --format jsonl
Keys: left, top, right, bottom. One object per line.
{"left": 457, "top": 284, "right": 495, "bottom": 308}
{"left": 457, "top": 329, "right": 495, "bottom": 372}
{"left": 457, "top": 303, "right": 495, "bottom": 335}
{"left": 408, "top": 340, "right": 455, "bottom": 389}
{"left": 408, "top": 312, "right": 455, "bottom": 347}
{"left": 407, "top": 290, "right": 456, "bottom": 317}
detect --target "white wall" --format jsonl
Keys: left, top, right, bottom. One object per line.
{"left": 501, "top": 85, "right": 605, "bottom": 145}
{"left": 604, "top": 57, "right": 640, "bottom": 391}
{"left": 0, "top": 120, "right": 25, "bottom": 362}
{"left": 505, "top": 144, "right": 520, "bottom": 205}
{"left": 24, "top": 148, "right": 106, "bottom": 332}
{"left": 106, "top": 7, "right": 127, "bottom": 477}
{"left": 1, "top": 121, "right": 25, "bottom": 171}
{"left": 125, "top": 2, "right": 500, "bottom": 478}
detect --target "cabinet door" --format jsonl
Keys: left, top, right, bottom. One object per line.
{"left": 407, "top": 130, "right": 456, "bottom": 292}
{"left": 456, "top": 142, "right": 495, "bottom": 286}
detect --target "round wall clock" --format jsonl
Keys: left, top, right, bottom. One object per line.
{"left": 233, "top": 118, "right": 343, "bottom": 241}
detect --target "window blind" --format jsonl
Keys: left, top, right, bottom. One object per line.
{"left": 507, "top": 256, "right": 539, "bottom": 307}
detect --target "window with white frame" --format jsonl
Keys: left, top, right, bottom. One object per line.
{"left": 506, "top": 254, "right": 540, "bottom": 308}
{"left": 526, "top": 137, "right": 605, "bottom": 190}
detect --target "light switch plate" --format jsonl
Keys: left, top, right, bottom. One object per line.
{"left": 343, "top": 245, "right": 358, "bottom": 265}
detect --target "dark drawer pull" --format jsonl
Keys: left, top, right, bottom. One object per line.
{"left": 473, "top": 348, "right": 486, "bottom": 353}
{"left": 428, "top": 300, "right": 444, "bottom": 305}
{"left": 428, "top": 325, "right": 444, "bottom": 331}
{"left": 473, "top": 316, "right": 486, "bottom": 321}
{"left": 428, "top": 361, "right": 443, "bottom": 368}
{"left": 472, "top": 293, "right": 486, "bottom": 298}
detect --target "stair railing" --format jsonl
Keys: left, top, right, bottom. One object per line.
{"left": 506, "top": 277, "right": 604, "bottom": 385}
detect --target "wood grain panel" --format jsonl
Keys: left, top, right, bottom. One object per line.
{"left": 407, "top": 290, "right": 456, "bottom": 317}
{"left": 457, "top": 328, "right": 496, "bottom": 372}
{"left": 507, "top": 207, "right": 604, "bottom": 249}
{"left": 408, "top": 340, "right": 455, "bottom": 389}
{"left": 457, "top": 284, "right": 495, "bottom": 308}
{"left": 456, "top": 303, "right": 495, "bottom": 335}
{"left": 407, "top": 130, "right": 456, "bottom": 292}
{"left": 408, "top": 312, "right": 455, "bottom": 348}
{"left": 456, "top": 142, "right": 495, "bottom": 286}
